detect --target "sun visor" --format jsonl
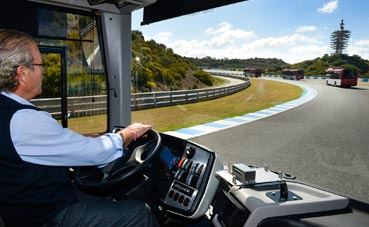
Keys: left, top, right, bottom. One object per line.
{"left": 141, "top": 0, "right": 248, "bottom": 25}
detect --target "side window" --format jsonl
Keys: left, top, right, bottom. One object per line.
{"left": 30, "top": 8, "right": 108, "bottom": 135}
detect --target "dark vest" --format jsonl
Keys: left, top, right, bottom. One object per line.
{"left": 0, "top": 94, "right": 76, "bottom": 227}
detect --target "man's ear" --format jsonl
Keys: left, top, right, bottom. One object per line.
{"left": 16, "top": 65, "right": 29, "bottom": 84}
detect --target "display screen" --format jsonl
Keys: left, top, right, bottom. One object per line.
{"left": 160, "top": 146, "right": 180, "bottom": 171}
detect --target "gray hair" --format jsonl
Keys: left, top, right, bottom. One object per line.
{"left": 0, "top": 29, "right": 36, "bottom": 91}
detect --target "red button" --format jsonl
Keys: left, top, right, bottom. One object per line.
{"left": 183, "top": 198, "right": 190, "bottom": 206}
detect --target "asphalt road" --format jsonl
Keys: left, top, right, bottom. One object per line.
{"left": 190, "top": 78, "right": 369, "bottom": 202}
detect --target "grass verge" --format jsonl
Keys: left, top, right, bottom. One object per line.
{"left": 132, "top": 78, "right": 302, "bottom": 132}
{"left": 67, "top": 78, "right": 302, "bottom": 134}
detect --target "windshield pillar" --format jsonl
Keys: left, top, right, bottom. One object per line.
{"left": 101, "top": 12, "right": 132, "bottom": 129}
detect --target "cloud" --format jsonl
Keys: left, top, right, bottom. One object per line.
{"left": 155, "top": 32, "right": 173, "bottom": 43}
{"left": 353, "top": 40, "right": 369, "bottom": 46}
{"left": 317, "top": 0, "right": 338, "bottom": 13}
{"left": 165, "top": 31, "right": 325, "bottom": 64}
{"left": 205, "top": 22, "right": 256, "bottom": 48}
{"left": 288, "top": 45, "right": 330, "bottom": 54}
{"left": 243, "top": 34, "right": 319, "bottom": 49}
{"left": 347, "top": 39, "right": 369, "bottom": 59}
{"left": 296, "top": 26, "right": 317, "bottom": 33}
{"left": 147, "top": 21, "right": 334, "bottom": 64}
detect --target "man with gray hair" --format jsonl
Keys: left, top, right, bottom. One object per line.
{"left": 0, "top": 29, "right": 158, "bottom": 227}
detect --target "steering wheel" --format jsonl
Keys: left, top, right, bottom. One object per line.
{"left": 73, "top": 128, "right": 162, "bottom": 193}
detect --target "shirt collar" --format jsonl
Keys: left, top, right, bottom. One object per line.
{"left": 1, "top": 90, "right": 35, "bottom": 107}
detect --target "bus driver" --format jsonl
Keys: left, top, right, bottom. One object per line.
{"left": 0, "top": 29, "right": 159, "bottom": 227}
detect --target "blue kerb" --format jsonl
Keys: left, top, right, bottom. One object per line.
{"left": 243, "top": 114, "right": 261, "bottom": 118}
{"left": 224, "top": 118, "right": 248, "bottom": 123}
{"left": 203, "top": 122, "right": 228, "bottom": 128}
{"left": 275, "top": 104, "right": 291, "bottom": 107}
{"left": 267, "top": 107, "right": 284, "bottom": 112}
{"left": 176, "top": 128, "right": 204, "bottom": 135}
{"left": 255, "top": 111, "right": 272, "bottom": 115}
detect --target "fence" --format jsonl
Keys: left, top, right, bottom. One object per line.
{"left": 31, "top": 76, "right": 250, "bottom": 118}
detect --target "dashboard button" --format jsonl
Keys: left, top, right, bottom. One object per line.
{"left": 183, "top": 198, "right": 190, "bottom": 206}
{"left": 180, "top": 171, "right": 188, "bottom": 182}
{"left": 196, "top": 164, "right": 204, "bottom": 175}
{"left": 179, "top": 195, "right": 184, "bottom": 203}
{"left": 191, "top": 163, "right": 198, "bottom": 173}
{"left": 186, "top": 174, "right": 193, "bottom": 185}
{"left": 178, "top": 157, "right": 185, "bottom": 168}
{"left": 174, "top": 193, "right": 179, "bottom": 201}
{"left": 186, "top": 146, "right": 196, "bottom": 159}
{"left": 190, "top": 175, "right": 199, "bottom": 188}
{"left": 185, "top": 160, "right": 193, "bottom": 170}
{"left": 169, "top": 190, "right": 174, "bottom": 198}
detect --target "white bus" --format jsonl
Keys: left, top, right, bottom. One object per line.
{"left": 325, "top": 67, "right": 358, "bottom": 87}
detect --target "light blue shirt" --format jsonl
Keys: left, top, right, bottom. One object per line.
{"left": 2, "top": 91, "right": 123, "bottom": 167}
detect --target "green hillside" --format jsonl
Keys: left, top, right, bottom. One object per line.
{"left": 188, "top": 54, "right": 369, "bottom": 78}
{"left": 290, "top": 54, "right": 369, "bottom": 77}
{"left": 132, "top": 30, "right": 214, "bottom": 92}
{"left": 187, "top": 56, "right": 287, "bottom": 71}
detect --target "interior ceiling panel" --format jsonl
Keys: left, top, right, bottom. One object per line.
{"left": 142, "top": 0, "right": 248, "bottom": 25}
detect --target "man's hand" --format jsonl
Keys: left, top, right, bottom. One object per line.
{"left": 116, "top": 123, "right": 152, "bottom": 149}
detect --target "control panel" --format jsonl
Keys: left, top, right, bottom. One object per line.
{"left": 163, "top": 143, "right": 217, "bottom": 216}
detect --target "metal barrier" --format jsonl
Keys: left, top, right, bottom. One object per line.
{"left": 131, "top": 81, "right": 250, "bottom": 110}
{"left": 31, "top": 76, "right": 250, "bottom": 117}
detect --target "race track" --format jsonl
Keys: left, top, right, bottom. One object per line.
{"left": 190, "top": 78, "right": 369, "bottom": 202}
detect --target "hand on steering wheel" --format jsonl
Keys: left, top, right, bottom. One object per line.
{"left": 73, "top": 128, "right": 162, "bottom": 194}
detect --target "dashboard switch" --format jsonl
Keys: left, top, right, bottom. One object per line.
{"left": 186, "top": 146, "right": 196, "bottom": 159}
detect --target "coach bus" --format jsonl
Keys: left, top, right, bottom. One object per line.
{"left": 1, "top": 1, "right": 369, "bottom": 227}
{"left": 244, "top": 67, "right": 261, "bottom": 77}
{"left": 282, "top": 68, "right": 304, "bottom": 80}
{"left": 325, "top": 67, "right": 358, "bottom": 87}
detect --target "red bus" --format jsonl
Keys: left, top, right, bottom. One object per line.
{"left": 244, "top": 68, "right": 262, "bottom": 77}
{"left": 325, "top": 68, "right": 357, "bottom": 87}
{"left": 282, "top": 69, "right": 304, "bottom": 80}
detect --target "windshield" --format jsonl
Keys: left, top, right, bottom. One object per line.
{"left": 131, "top": 0, "right": 369, "bottom": 204}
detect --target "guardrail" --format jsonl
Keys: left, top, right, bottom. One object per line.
{"left": 31, "top": 95, "right": 108, "bottom": 119}
{"left": 31, "top": 76, "right": 250, "bottom": 118}
{"left": 131, "top": 81, "right": 250, "bottom": 110}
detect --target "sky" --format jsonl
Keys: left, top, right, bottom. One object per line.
{"left": 132, "top": 0, "right": 369, "bottom": 64}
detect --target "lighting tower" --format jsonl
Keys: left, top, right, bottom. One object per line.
{"left": 330, "top": 19, "right": 351, "bottom": 55}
